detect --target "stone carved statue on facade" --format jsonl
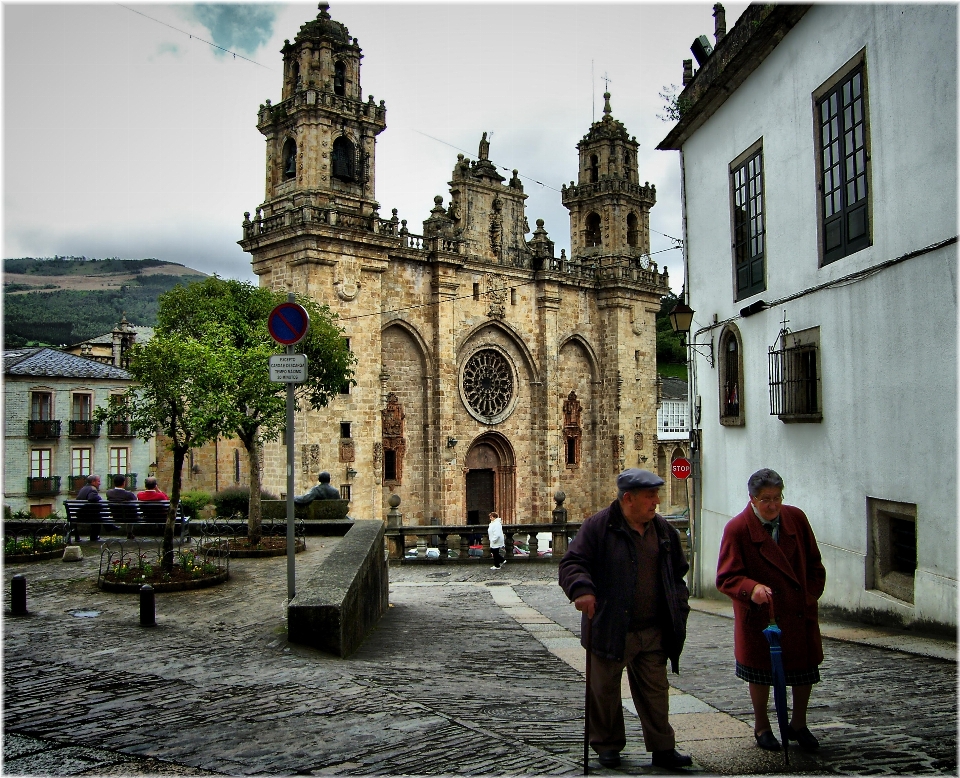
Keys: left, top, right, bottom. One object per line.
{"left": 381, "top": 393, "right": 407, "bottom": 484}
{"left": 381, "top": 392, "right": 405, "bottom": 437}
{"left": 563, "top": 391, "right": 583, "bottom": 428}
{"left": 490, "top": 197, "right": 503, "bottom": 256}
{"left": 479, "top": 132, "right": 490, "bottom": 160}
{"left": 486, "top": 272, "right": 507, "bottom": 319}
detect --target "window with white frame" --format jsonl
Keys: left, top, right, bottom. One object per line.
{"left": 658, "top": 401, "right": 689, "bottom": 435}
{"left": 109, "top": 446, "right": 129, "bottom": 474}
{"left": 31, "top": 449, "right": 52, "bottom": 478}
{"left": 72, "top": 448, "right": 92, "bottom": 475}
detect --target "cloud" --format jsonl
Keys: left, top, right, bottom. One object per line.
{"left": 184, "top": 4, "right": 278, "bottom": 56}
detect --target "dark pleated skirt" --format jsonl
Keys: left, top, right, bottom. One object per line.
{"left": 736, "top": 661, "right": 821, "bottom": 686}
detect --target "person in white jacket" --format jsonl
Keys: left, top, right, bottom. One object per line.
{"left": 487, "top": 512, "right": 506, "bottom": 570}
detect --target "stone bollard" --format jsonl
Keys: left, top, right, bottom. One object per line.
{"left": 552, "top": 491, "right": 569, "bottom": 557}
{"left": 62, "top": 546, "right": 83, "bottom": 562}
{"left": 140, "top": 584, "right": 156, "bottom": 627}
{"left": 11, "top": 574, "right": 27, "bottom": 616}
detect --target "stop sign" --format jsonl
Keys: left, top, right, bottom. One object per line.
{"left": 672, "top": 457, "right": 692, "bottom": 480}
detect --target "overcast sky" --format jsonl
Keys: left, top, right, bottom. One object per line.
{"left": 4, "top": 1, "right": 747, "bottom": 290}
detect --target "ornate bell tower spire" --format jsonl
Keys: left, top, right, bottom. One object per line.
{"left": 561, "top": 92, "right": 656, "bottom": 263}
{"left": 255, "top": 2, "right": 386, "bottom": 215}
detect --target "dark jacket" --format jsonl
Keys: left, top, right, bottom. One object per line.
{"left": 559, "top": 499, "right": 690, "bottom": 673}
{"left": 106, "top": 487, "right": 137, "bottom": 502}
{"left": 716, "top": 503, "right": 826, "bottom": 671}
{"left": 76, "top": 484, "right": 101, "bottom": 502}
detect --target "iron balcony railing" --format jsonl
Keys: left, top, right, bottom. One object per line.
{"left": 27, "top": 476, "right": 61, "bottom": 497}
{"left": 27, "top": 420, "right": 61, "bottom": 439}
{"left": 68, "top": 420, "right": 101, "bottom": 438}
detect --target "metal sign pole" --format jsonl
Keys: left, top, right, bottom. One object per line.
{"left": 285, "top": 324, "right": 296, "bottom": 603}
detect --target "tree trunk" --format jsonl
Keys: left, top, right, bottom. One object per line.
{"left": 246, "top": 435, "right": 263, "bottom": 546}
{"left": 165, "top": 445, "right": 187, "bottom": 572}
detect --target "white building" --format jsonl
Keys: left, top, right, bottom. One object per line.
{"left": 3, "top": 348, "right": 154, "bottom": 516}
{"left": 658, "top": 4, "right": 957, "bottom": 630}
{"left": 655, "top": 376, "right": 691, "bottom": 514}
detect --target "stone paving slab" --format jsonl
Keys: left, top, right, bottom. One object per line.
{"left": 3, "top": 552, "right": 957, "bottom": 776}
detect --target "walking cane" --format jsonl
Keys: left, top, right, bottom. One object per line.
{"left": 583, "top": 615, "right": 593, "bottom": 776}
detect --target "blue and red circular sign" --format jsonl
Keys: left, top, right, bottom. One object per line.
{"left": 268, "top": 302, "right": 310, "bottom": 346}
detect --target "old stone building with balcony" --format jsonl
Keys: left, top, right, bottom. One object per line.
{"left": 239, "top": 4, "right": 671, "bottom": 531}
{"left": 3, "top": 348, "right": 153, "bottom": 515}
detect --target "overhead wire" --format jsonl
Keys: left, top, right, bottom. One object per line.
{"left": 115, "top": 3, "right": 275, "bottom": 70}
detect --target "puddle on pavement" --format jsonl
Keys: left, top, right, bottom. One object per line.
{"left": 69, "top": 610, "right": 101, "bottom": 618}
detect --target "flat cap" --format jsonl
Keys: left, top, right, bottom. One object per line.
{"left": 617, "top": 468, "right": 665, "bottom": 491}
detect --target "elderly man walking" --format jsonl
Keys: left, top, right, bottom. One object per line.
{"left": 559, "top": 469, "right": 692, "bottom": 771}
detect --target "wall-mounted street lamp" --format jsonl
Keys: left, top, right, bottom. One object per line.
{"left": 446, "top": 437, "right": 458, "bottom": 448}
{"left": 346, "top": 467, "right": 358, "bottom": 478}
{"left": 668, "top": 299, "right": 715, "bottom": 367}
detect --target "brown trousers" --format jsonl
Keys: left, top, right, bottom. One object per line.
{"left": 588, "top": 626, "right": 675, "bottom": 753}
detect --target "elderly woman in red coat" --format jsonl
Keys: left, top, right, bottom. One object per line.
{"left": 716, "top": 468, "right": 826, "bottom": 754}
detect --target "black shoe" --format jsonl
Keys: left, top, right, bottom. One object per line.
{"left": 597, "top": 750, "right": 621, "bottom": 768}
{"left": 651, "top": 749, "right": 693, "bottom": 769}
{"left": 787, "top": 725, "right": 819, "bottom": 751}
{"left": 754, "top": 730, "right": 781, "bottom": 751}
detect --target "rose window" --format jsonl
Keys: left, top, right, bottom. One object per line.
{"left": 462, "top": 349, "right": 514, "bottom": 422}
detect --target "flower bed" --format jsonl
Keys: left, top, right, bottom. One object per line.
{"left": 4, "top": 534, "right": 67, "bottom": 563}
{"left": 98, "top": 547, "right": 228, "bottom": 592}
{"left": 199, "top": 535, "right": 305, "bottom": 558}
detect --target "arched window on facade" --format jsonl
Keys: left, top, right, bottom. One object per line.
{"left": 623, "top": 150, "right": 632, "bottom": 181}
{"left": 627, "top": 212, "right": 639, "bottom": 247}
{"left": 589, "top": 154, "right": 599, "bottom": 183}
{"left": 290, "top": 60, "right": 300, "bottom": 89}
{"left": 332, "top": 136, "right": 355, "bottom": 181}
{"left": 719, "top": 325, "right": 745, "bottom": 426}
{"left": 334, "top": 61, "right": 346, "bottom": 96}
{"left": 585, "top": 212, "right": 602, "bottom": 247}
{"left": 282, "top": 137, "right": 297, "bottom": 180}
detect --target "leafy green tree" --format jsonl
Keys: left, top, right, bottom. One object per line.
{"left": 657, "top": 292, "right": 687, "bottom": 366}
{"left": 96, "top": 332, "right": 233, "bottom": 571}
{"left": 157, "top": 278, "right": 354, "bottom": 544}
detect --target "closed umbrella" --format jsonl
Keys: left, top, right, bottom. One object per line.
{"left": 762, "top": 599, "right": 790, "bottom": 765}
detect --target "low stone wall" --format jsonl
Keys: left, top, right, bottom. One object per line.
{"left": 287, "top": 519, "right": 388, "bottom": 658}
{"left": 261, "top": 499, "right": 351, "bottom": 522}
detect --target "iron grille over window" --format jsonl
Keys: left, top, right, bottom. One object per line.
{"left": 818, "top": 64, "right": 870, "bottom": 264}
{"left": 768, "top": 334, "right": 821, "bottom": 421}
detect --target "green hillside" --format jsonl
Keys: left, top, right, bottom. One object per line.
{"left": 3, "top": 257, "right": 207, "bottom": 348}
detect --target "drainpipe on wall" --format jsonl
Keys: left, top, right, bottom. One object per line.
{"left": 678, "top": 148, "right": 703, "bottom": 598}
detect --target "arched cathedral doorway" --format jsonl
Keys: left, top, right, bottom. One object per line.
{"left": 464, "top": 433, "right": 516, "bottom": 528}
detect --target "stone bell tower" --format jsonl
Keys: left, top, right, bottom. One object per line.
{"left": 256, "top": 2, "right": 386, "bottom": 218}
{"left": 239, "top": 3, "right": 397, "bottom": 523}
{"left": 561, "top": 92, "right": 668, "bottom": 478}
{"left": 562, "top": 91, "right": 656, "bottom": 260}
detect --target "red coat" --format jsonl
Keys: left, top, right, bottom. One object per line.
{"left": 716, "top": 503, "right": 826, "bottom": 671}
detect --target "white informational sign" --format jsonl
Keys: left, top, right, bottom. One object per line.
{"left": 269, "top": 354, "right": 308, "bottom": 383}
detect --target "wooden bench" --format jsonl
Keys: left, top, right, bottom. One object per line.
{"left": 63, "top": 500, "right": 189, "bottom": 544}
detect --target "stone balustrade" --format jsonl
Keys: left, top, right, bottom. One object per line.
{"left": 383, "top": 522, "right": 582, "bottom": 563}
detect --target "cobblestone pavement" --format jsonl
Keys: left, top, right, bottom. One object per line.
{"left": 3, "top": 546, "right": 956, "bottom": 776}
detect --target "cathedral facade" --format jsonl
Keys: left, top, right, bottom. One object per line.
{"left": 239, "top": 4, "right": 670, "bottom": 528}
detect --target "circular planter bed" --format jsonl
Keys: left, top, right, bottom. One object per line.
{"left": 200, "top": 536, "right": 306, "bottom": 558}
{"left": 5, "top": 547, "right": 65, "bottom": 564}
{"left": 99, "top": 565, "right": 228, "bottom": 593}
